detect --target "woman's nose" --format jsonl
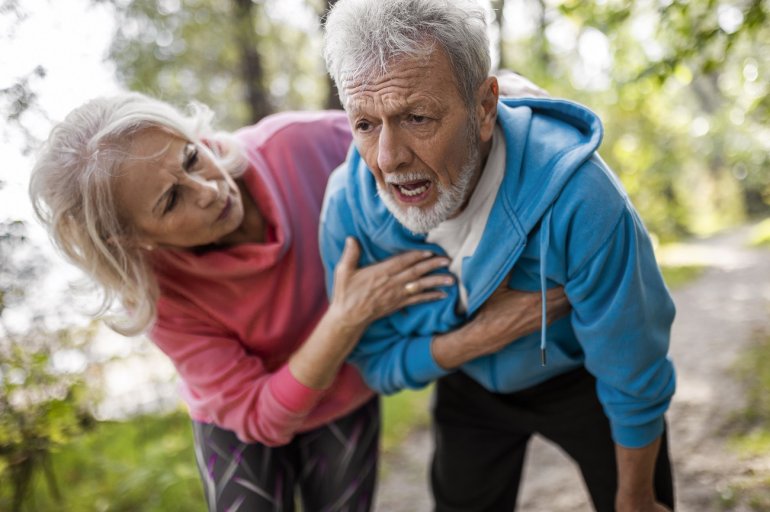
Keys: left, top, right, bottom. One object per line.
{"left": 189, "top": 175, "right": 220, "bottom": 208}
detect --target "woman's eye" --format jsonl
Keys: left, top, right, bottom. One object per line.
{"left": 183, "top": 143, "right": 199, "bottom": 171}
{"left": 163, "top": 186, "right": 179, "bottom": 214}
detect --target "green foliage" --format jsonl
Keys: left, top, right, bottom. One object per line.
{"left": 725, "top": 331, "right": 770, "bottom": 510}
{"left": 103, "top": 0, "right": 330, "bottom": 130}
{"left": 748, "top": 217, "right": 770, "bottom": 247}
{"left": 659, "top": 264, "right": 705, "bottom": 289}
{"left": 0, "top": 220, "right": 103, "bottom": 511}
{"left": 732, "top": 331, "right": 770, "bottom": 427}
{"left": 18, "top": 411, "right": 205, "bottom": 512}
{"left": 13, "top": 395, "right": 427, "bottom": 511}
{"left": 500, "top": 0, "right": 770, "bottom": 241}
{"left": 381, "top": 387, "right": 432, "bottom": 452}
{"left": 102, "top": 0, "right": 770, "bottom": 239}
{"left": 0, "top": 323, "right": 99, "bottom": 512}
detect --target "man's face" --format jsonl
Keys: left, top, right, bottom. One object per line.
{"left": 343, "top": 49, "right": 488, "bottom": 233}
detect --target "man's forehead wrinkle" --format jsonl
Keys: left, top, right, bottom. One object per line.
{"left": 348, "top": 90, "right": 443, "bottom": 118}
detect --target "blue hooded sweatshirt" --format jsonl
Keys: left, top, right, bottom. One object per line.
{"left": 319, "top": 97, "right": 676, "bottom": 448}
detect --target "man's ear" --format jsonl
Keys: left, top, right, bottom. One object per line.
{"left": 476, "top": 76, "right": 499, "bottom": 143}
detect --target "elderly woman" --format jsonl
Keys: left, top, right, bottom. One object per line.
{"left": 28, "top": 92, "right": 563, "bottom": 511}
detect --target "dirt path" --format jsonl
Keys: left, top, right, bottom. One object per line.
{"left": 375, "top": 225, "right": 770, "bottom": 511}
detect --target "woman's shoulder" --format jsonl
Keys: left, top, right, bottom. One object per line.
{"left": 235, "top": 110, "right": 350, "bottom": 148}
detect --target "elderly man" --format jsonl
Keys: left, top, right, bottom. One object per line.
{"left": 320, "top": 0, "right": 676, "bottom": 511}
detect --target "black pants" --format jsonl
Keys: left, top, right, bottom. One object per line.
{"left": 431, "top": 369, "right": 674, "bottom": 512}
{"left": 192, "top": 398, "right": 379, "bottom": 512}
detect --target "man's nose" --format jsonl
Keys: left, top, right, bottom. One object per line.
{"left": 376, "top": 125, "right": 411, "bottom": 174}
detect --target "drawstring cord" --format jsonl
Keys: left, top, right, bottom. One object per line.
{"left": 539, "top": 208, "right": 552, "bottom": 366}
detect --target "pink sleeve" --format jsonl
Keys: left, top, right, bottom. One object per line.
{"left": 151, "top": 299, "right": 373, "bottom": 446}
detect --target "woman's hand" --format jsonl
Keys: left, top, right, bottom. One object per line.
{"left": 431, "top": 281, "right": 571, "bottom": 369}
{"left": 289, "top": 237, "right": 451, "bottom": 390}
{"left": 329, "top": 237, "right": 453, "bottom": 326}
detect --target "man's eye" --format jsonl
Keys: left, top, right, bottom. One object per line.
{"left": 163, "top": 187, "right": 179, "bottom": 214}
{"left": 355, "top": 120, "right": 372, "bottom": 133}
{"left": 409, "top": 114, "right": 428, "bottom": 124}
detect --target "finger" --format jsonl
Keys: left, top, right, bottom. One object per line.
{"left": 394, "top": 256, "right": 451, "bottom": 282}
{"left": 335, "top": 237, "right": 361, "bottom": 278}
{"left": 377, "top": 249, "right": 438, "bottom": 273}
{"left": 408, "top": 274, "right": 455, "bottom": 292}
{"left": 402, "top": 274, "right": 450, "bottom": 297}
{"left": 402, "top": 290, "right": 448, "bottom": 307}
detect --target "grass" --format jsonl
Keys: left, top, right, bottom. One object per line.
{"left": 749, "top": 218, "right": 770, "bottom": 248}
{"left": 722, "top": 331, "right": 770, "bottom": 510}
{"left": 660, "top": 264, "right": 705, "bottom": 289}
{"left": 381, "top": 386, "right": 432, "bottom": 452}
{"left": 3, "top": 410, "right": 206, "bottom": 512}
{"left": 7, "top": 390, "right": 432, "bottom": 511}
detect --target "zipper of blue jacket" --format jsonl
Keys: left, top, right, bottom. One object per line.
{"left": 539, "top": 207, "right": 553, "bottom": 366}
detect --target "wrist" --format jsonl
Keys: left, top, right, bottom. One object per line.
{"left": 615, "top": 492, "right": 659, "bottom": 512}
{"left": 325, "top": 303, "right": 368, "bottom": 338}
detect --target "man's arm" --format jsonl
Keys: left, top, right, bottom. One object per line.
{"left": 431, "top": 285, "right": 569, "bottom": 369}
{"left": 559, "top": 161, "right": 675, "bottom": 509}
{"left": 616, "top": 438, "right": 670, "bottom": 512}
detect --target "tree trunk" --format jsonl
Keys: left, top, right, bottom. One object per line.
{"left": 320, "top": 0, "right": 343, "bottom": 110}
{"left": 232, "top": 0, "right": 271, "bottom": 123}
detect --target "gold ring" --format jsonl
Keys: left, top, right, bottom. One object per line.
{"left": 404, "top": 281, "right": 419, "bottom": 294}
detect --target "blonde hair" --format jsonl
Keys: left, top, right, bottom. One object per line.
{"left": 29, "top": 92, "right": 246, "bottom": 336}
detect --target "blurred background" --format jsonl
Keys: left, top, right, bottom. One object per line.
{"left": 1, "top": 0, "right": 769, "bottom": 510}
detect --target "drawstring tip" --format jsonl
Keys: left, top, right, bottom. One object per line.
{"left": 540, "top": 348, "right": 547, "bottom": 366}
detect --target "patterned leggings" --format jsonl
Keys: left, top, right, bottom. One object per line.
{"left": 192, "top": 398, "right": 380, "bottom": 512}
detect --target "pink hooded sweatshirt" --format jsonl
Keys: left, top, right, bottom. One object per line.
{"left": 149, "top": 111, "right": 372, "bottom": 445}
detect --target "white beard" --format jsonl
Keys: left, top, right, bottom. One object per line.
{"left": 377, "top": 141, "right": 480, "bottom": 234}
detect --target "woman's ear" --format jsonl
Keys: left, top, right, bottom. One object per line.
{"left": 477, "top": 76, "right": 499, "bottom": 143}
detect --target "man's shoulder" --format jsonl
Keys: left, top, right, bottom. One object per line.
{"left": 556, "top": 156, "right": 629, "bottom": 215}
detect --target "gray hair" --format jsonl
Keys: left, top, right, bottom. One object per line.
{"left": 28, "top": 92, "right": 246, "bottom": 336}
{"left": 323, "top": 0, "right": 492, "bottom": 107}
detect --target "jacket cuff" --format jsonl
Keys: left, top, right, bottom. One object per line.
{"left": 269, "top": 365, "right": 326, "bottom": 413}
{"left": 611, "top": 416, "right": 665, "bottom": 448}
{"left": 403, "top": 335, "right": 451, "bottom": 388}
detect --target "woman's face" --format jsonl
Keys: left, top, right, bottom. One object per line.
{"left": 114, "top": 128, "right": 244, "bottom": 249}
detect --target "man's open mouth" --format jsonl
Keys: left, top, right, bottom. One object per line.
{"left": 392, "top": 180, "right": 432, "bottom": 203}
